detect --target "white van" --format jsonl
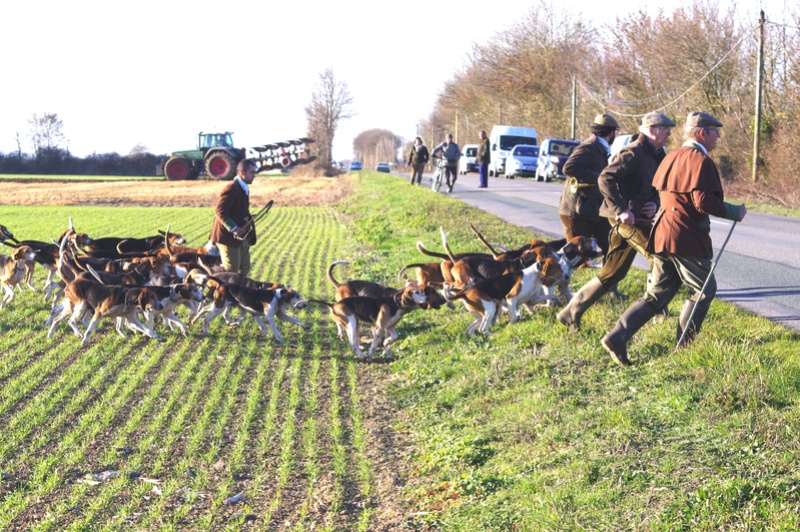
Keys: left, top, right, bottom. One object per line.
{"left": 459, "top": 144, "right": 479, "bottom": 174}
{"left": 489, "top": 125, "right": 538, "bottom": 177}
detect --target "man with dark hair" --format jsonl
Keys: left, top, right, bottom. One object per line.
{"left": 558, "top": 112, "right": 675, "bottom": 333}
{"left": 406, "top": 136, "right": 429, "bottom": 185}
{"left": 601, "top": 111, "right": 747, "bottom": 366}
{"left": 431, "top": 133, "right": 461, "bottom": 193}
{"left": 476, "top": 130, "right": 490, "bottom": 188}
{"left": 209, "top": 159, "right": 257, "bottom": 275}
{"left": 558, "top": 113, "right": 620, "bottom": 253}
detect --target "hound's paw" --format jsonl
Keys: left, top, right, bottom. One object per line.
{"left": 300, "top": 322, "right": 311, "bottom": 329}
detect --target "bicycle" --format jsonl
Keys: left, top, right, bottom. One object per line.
{"left": 430, "top": 157, "right": 445, "bottom": 192}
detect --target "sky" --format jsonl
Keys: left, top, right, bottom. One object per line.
{"left": 0, "top": 0, "right": 790, "bottom": 163}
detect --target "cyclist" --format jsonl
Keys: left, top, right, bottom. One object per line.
{"left": 431, "top": 133, "right": 461, "bottom": 193}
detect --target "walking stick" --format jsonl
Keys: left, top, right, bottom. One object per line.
{"left": 674, "top": 220, "right": 737, "bottom": 351}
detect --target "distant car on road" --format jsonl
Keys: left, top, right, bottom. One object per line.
{"left": 459, "top": 144, "right": 479, "bottom": 174}
{"left": 376, "top": 162, "right": 391, "bottom": 173}
{"left": 505, "top": 144, "right": 540, "bottom": 179}
{"left": 348, "top": 161, "right": 363, "bottom": 171}
{"left": 535, "top": 138, "right": 580, "bottom": 182}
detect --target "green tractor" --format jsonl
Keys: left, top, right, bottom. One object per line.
{"left": 163, "top": 132, "right": 315, "bottom": 180}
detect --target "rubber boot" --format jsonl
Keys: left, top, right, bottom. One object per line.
{"left": 557, "top": 277, "right": 608, "bottom": 334}
{"left": 601, "top": 299, "right": 656, "bottom": 367}
{"left": 675, "top": 299, "right": 710, "bottom": 349}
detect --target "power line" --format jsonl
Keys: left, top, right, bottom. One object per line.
{"left": 576, "top": 25, "right": 755, "bottom": 119}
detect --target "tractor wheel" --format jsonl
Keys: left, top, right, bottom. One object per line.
{"left": 164, "top": 156, "right": 193, "bottom": 180}
{"left": 206, "top": 153, "right": 237, "bottom": 180}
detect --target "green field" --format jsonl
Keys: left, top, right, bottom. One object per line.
{"left": 1, "top": 173, "right": 799, "bottom": 530}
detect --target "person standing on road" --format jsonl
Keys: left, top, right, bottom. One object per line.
{"left": 406, "top": 136, "right": 429, "bottom": 185}
{"left": 476, "top": 130, "right": 490, "bottom": 188}
{"left": 209, "top": 159, "right": 257, "bottom": 276}
{"left": 558, "top": 113, "right": 620, "bottom": 254}
{"left": 558, "top": 112, "right": 675, "bottom": 333}
{"left": 431, "top": 133, "right": 461, "bottom": 193}
{"left": 601, "top": 112, "right": 747, "bottom": 366}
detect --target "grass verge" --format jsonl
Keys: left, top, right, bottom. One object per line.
{"left": 339, "top": 172, "right": 800, "bottom": 531}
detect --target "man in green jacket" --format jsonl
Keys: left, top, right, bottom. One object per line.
{"left": 558, "top": 112, "right": 675, "bottom": 333}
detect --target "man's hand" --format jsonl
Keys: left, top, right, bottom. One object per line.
{"left": 737, "top": 204, "right": 747, "bottom": 222}
{"left": 640, "top": 202, "right": 658, "bottom": 219}
{"left": 617, "top": 210, "right": 635, "bottom": 225}
{"left": 232, "top": 226, "right": 248, "bottom": 239}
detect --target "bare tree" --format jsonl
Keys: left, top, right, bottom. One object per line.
{"left": 28, "top": 112, "right": 67, "bottom": 156}
{"left": 305, "top": 69, "right": 354, "bottom": 175}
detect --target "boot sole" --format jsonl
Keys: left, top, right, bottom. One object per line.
{"left": 601, "top": 336, "right": 631, "bottom": 367}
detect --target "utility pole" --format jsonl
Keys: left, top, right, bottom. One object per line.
{"left": 752, "top": 10, "right": 765, "bottom": 183}
{"left": 570, "top": 75, "right": 577, "bottom": 140}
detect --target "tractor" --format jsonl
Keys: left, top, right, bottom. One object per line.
{"left": 163, "top": 132, "right": 315, "bottom": 180}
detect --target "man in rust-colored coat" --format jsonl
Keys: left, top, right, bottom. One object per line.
{"left": 209, "top": 159, "right": 257, "bottom": 275}
{"left": 601, "top": 112, "right": 747, "bottom": 367}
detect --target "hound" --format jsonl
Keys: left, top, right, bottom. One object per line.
{"left": 197, "top": 283, "right": 307, "bottom": 342}
{"left": 47, "top": 279, "right": 164, "bottom": 347}
{"left": 0, "top": 245, "right": 37, "bottom": 309}
{"left": 300, "top": 286, "right": 428, "bottom": 361}
{"left": 443, "top": 257, "right": 565, "bottom": 336}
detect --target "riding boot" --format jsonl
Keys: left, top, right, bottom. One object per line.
{"left": 675, "top": 299, "right": 710, "bottom": 349}
{"left": 601, "top": 299, "right": 657, "bottom": 367}
{"left": 557, "top": 277, "right": 608, "bottom": 334}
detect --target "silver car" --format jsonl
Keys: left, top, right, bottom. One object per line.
{"left": 505, "top": 145, "right": 539, "bottom": 179}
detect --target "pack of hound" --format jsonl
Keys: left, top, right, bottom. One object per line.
{"left": 0, "top": 220, "right": 600, "bottom": 361}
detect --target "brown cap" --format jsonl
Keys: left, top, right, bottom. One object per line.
{"left": 641, "top": 112, "right": 676, "bottom": 128}
{"left": 593, "top": 113, "right": 620, "bottom": 128}
{"left": 685, "top": 111, "right": 723, "bottom": 128}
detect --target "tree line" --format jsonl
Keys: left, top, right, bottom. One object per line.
{"left": 0, "top": 113, "right": 165, "bottom": 176}
{"left": 414, "top": 1, "right": 800, "bottom": 206}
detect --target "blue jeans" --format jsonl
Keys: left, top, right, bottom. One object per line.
{"left": 479, "top": 163, "right": 489, "bottom": 187}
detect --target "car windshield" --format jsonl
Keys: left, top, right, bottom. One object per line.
{"left": 465, "top": 147, "right": 477, "bottom": 157}
{"left": 499, "top": 135, "right": 537, "bottom": 151}
{"left": 513, "top": 146, "right": 539, "bottom": 157}
{"left": 549, "top": 141, "right": 579, "bottom": 156}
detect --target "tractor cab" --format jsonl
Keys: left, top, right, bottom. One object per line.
{"left": 199, "top": 132, "right": 234, "bottom": 149}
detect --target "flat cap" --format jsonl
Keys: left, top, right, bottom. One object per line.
{"left": 685, "top": 111, "right": 723, "bottom": 128}
{"left": 641, "top": 112, "right": 676, "bottom": 128}
{"left": 594, "top": 113, "right": 620, "bottom": 128}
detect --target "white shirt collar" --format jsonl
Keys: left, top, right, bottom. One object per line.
{"left": 234, "top": 176, "right": 249, "bottom": 195}
{"left": 683, "top": 140, "right": 708, "bottom": 155}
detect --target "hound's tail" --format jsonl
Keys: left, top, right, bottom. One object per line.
{"left": 416, "top": 241, "right": 450, "bottom": 260}
{"left": 439, "top": 227, "right": 458, "bottom": 263}
{"left": 296, "top": 298, "right": 334, "bottom": 309}
{"left": 397, "top": 262, "right": 432, "bottom": 283}
{"left": 441, "top": 282, "right": 468, "bottom": 302}
{"left": 326, "top": 260, "right": 349, "bottom": 289}
{"left": 469, "top": 224, "right": 501, "bottom": 259}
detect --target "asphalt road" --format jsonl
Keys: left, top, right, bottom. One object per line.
{"left": 400, "top": 170, "right": 800, "bottom": 332}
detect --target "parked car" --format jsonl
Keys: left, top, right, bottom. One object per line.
{"left": 348, "top": 161, "right": 363, "bottom": 171}
{"left": 376, "top": 162, "right": 391, "bottom": 173}
{"left": 535, "top": 138, "right": 580, "bottom": 182}
{"left": 505, "top": 144, "right": 540, "bottom": 179}
{"left": 608, "top": 133, "right": 634, "bottom": 164}
{"left": 489, "top": 125, "right": 538, "bottom": 177}
{"left": 459, "top": 144, "right": 479, "bottom": 174}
